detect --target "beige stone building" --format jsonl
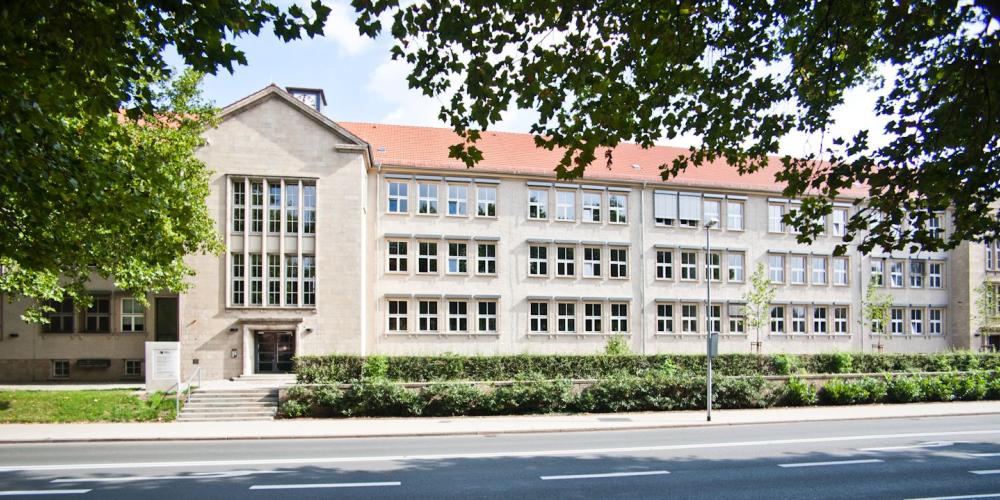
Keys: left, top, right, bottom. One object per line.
{"left": 1, "top": 85, "right": 997, "bottom": 382}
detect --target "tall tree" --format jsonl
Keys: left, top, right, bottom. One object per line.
{"left": 742, "top": 263, "right": 776, "bottom": 354}
{"left": 354, "top": 0, "right": 1000, "bottom": 254}
{"left": 0, "top": 1, "right": 330, "bottom": 319}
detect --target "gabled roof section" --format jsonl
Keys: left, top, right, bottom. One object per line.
{"left": 219, "top": 84, "right": 368, "bottom": 147}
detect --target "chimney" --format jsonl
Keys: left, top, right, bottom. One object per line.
{"left": 286, "top": 87, "right": 327, "bottom": 113}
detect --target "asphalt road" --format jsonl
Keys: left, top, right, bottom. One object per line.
{"left": 1, "top": 414, "right": 999, "bottom": 499}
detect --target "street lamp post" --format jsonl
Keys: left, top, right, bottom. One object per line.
{"left": 705, "top": 218, "right": 718, "bottom": 421}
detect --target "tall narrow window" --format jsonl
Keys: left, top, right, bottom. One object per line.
{"left": 250, "top": 254, "right": 263, "bottom": 306}
{"left": 285, "top": 255, "right": 299, "bottom": 306}
{"left": 477, "top": 243, "right": 497, "bottom": 275}
{"left": 609, "top": 193, "right": 627, "bottom": 223}
{"left": 232, "top": 254, "right": 245, "bottom": 305}
{"left": 419, "top": 301, "right": 438, "bottom": 332}
{"left": 285, "top": 184, "right": 300, "bottom": 233}
{"left": 727, "top": 201, "right": 744, "bottom": 230}
{"left": 302, "top": 256, "right": 316, "bottom": 306}
{"left": 232, "top": 180, "right": 245, "bottom": 232}
{"left": 790, "top": 255, "right": 806, "bottom": 284}
{"left": 529, "top": 246, "right": 548, "bottom": 276}
{"left": 910, "top": 309, "right": 924, "bottom": 334}
{"left": 909, "top": 261, "right": 925, "bottom": 288}
{"left": 388, "top": 241, "right": 408, "bottom": 272}
{"left": 387, "top": 181, "right": 408, "bottom": 214}
{"left": 84, "top": 296, "right": 110, "bottom": 333}
{"left": 556, "top": 247, "right": 575, "bottom": 277}
{"left": 654, "top": 192, "right": 677, "bottom": 226}
{"left": 303, "top": 184, "right": 316, "bottom": 234}
{"left": 267, "top": 254, "right": 281, "bottom": 305}
{"left": 121, "top": 298, "right": 146, "bottom": 332}
{"left": 611, "top": 303, "right": 628, "bottom": 333}
{"left": 929, "top": 262, "right": 943, "bottom": 288}
{"left": 769, "top": 254, "right": 785, "bottom": 283}
{"left": 678, "top": 194, "right": 700, "bottom": 227}
{"left": 584, "top": 303, "right": 602, "bottom": 332}
{"left": 929, "top": 309, "right": 943, "bottom": 335}
{"left": 681, "top": 251, "right": 698, "bottom": 280}
{"left": 812, "top": 257, "right": 827, "bottom": 285}
{"left": 610, "top": 248, "right": 628, "bottom": 278}
{"left": 890, "top": 308, "right": 904, "bottom": 334}
{"left": 768, "top": 204, "right": 785, "bottom": 232}
{"left": 729, "top": 305, "right": 745, "bottom": 333}
{"left": 656, "top": 250, "right": 673, "bottom": 280}
{"left": 582, "top": 192, "right": 601, "bottom": 222}
{"left": 557, "top": 303, "right": 576, "bottom": 332}
{"left": 791, "top": 306, "right": 806, "bottom": 333}
{"left": 707, "top": 252, "right": 721, "bottom": 281}
{"left": 834, "top": 307, "right": 849, "bottom": 334}
{"left": 528, "top": 189, "right": 548, "bottom": 219}
{"left": 813, "top": 307, "right": 827, "bottom": 334}
{"left": 388, "top": 300, "right": 407, "bottom": 332}
{"left": 871, "top": 259, "right": 884, "bottom": 286}
{"left": 703, "top": 199, "right": 721, "bottom": 226}
{"left": 833, "top": 257, "right": 849, "bottom": 285}
{"left": 889, "top": 261, "right": 904, "bottom": 287}
{"left": 556, "top": 191, "right": 575, "bottom": 221}
{"left": 682, "top": 304, "right": 698, "bottom": 333}
{"left": 268, "top": 182, "right": 282, "bottom": 233}
{"left": 477, "top": 301, "right": 497, "bottom": 332}
{"left": 928, "top": 215, "right": 942, "bottom": 239}
{"left": 832, "top": 208, "right": 848, "bottom": 236}
{"left": 530, "top": 302, "right": 549, "bottom": 332}
{"left": 447, "top": 185, "right": 468, "bottom": 216}
{"left": 250, "top": 181, "right": 264, "bottom": 233}
{"left": 657, "top": 304, "right": 674, "bottom": 333}
{"left": 708, "top": 304, "right": 721, "bottom": 334}
{"left": 728, "top": 253, "right": 745, "bottom": 282}
{"left": 418, "top": 242, "right": 438, "bottom": 274}
{"left": 476, "top": 186, "right": 497, "bottom": 217}
{"left": 448, "top": 301, "right": 468, "bottom": 332}
{"left": 448, "top": 242, "right": 468, "bottom": 274}
{"left": 770, "top": 306, "right": 785, "bottom": 333}
{"left": 418, "top": 184, "right": 438, "bottom": 214}
{"left": 583, "top": 247, "right": 602, "bottom": 278}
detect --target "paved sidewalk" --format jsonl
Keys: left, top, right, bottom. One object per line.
{"left": 1, "top": 401, "right": 999, "bottom": 443}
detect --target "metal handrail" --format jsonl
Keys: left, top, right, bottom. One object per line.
{"left": 175, "top": 367, "right": 202, "bottom": 416}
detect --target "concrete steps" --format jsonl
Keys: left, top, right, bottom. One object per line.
{"left": 178, "top": 387, "right": 280, "bottom": 422}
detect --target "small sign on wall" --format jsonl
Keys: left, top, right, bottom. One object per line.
{"left": 145, "top": 341, "right": 181, "bottom": 392}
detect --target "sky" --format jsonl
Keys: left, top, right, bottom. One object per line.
{"left": 184, "top": 0, "right": 889, "bottom": 158}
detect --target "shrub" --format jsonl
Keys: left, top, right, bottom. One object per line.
{"left": 361, "top": 355, "right": 390, "bottom": 380}
{"left": 576, "top": 374, "right": 649, "bottom": 413}
{"left": 489, "top": 375, "right": 573, "bottom": 414}
{"left": 831, "top": 353, "right": 854, "bottom": 374}
{"left": 603, "top": 335, "right": 631, "bottom": 356}
{"left": 773, "top": 354, "right": 801, "bottom": 376}
{"left": 422, "top": 383, "right": 488, "bottom": 416}
{"left": 778, "top": 377, "right": 817, "bottom": 406}
{"left": 950, "top": 372, "right": 987, "bottom": 401}
{"left": 886, "top": 376, "right": 923, "bottom": 403}
{"left": 987, "top": 374, "right": 1000, "bottom": 399}
{"left": 279, "top": 398, "right": 311, "bottom": 418}
{"left": 819, "top": 378, "right": 885, "bottom": 405}
{"left": 344, "top": 379, "right": 422, "bottom": 417}
{"left": 715, "top": 376, "right": 777, "bottom": 409}
{"left": 920, "top": 375, "right": 955, "bottom": 402}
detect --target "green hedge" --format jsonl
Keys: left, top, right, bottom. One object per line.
{"left": 294, "top": 352, "right": 1000, "bottom": 383}
{"left": 280, "top": 371, "right": 1000, "bottom": 418}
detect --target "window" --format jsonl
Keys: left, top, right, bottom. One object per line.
{"left": 478, "top": 301, "right": 497, "bottom": 332}
{"left": 448, "top": 301, "right": 468, "bottom": 332}
{"left": 556, "top": 191, "right": 575, "bottom": 221}
{"left": 610, "top": 248, "right": 628, "bottom": 278}
{"left": 929, "top": 309, "right": 943, "bottom": 335}
{"left": 232, "top": 180, "right": 245, "bottom": 232}
{"left": 285, "top": 256, "right": 298, "bottom": 305}
{"left": 286, "top": 184, "right": 300, "bottom": 232}
{"left": 302, "top": 256, "right": 315, "bottom": 306}
{"left": 989, "top": 240, "right": 995, "bottom": 271}
{"left": 812, "top": 257, "right": 827, "bottom": 285}
{"left": 268, "top": 183, "right": 281, "bottom": 233}
{"left": 556, "top": 247, "right": 575, "bottom": 277}
{"left": 609, "top": 193, "right": 627, "bottom": 223}
{"left": 929, "top": 262, "right": 943, "bottom": 288}
{"left": 729, "top": 305, "right": 745, "bottom": 333}
{"left": 303, "top": 184, "right": 316, "bottom": 234}
{"left": 889, "top": 261, "right": 904, "bottom": 288}
{"left": 530, "top": 302, "right": 549, "bottom": 332}
{"left": 833, "top": 257, "right": 849, "bottom": 285}
{"left": 768, "top": 204, "right": 785, "bottom": 232}
{"left": 812, "top": 307, "right": 827, "bottom": 334}
{"left": 582, "top": 192, "right": 601, "bottom": 222}
{"left": 611, "top": 303, "right": 628, "bottom": 333}
{"left": 528, "top": 189, "right": 548, "bottom": 219}
{"left": 448, "top": 243, "right": 468, "bottom": 274}
{"left": 418, "top": 242, "right": 438, "bottom": 274}
{"left": 682, "top": 304, "right": 698, "bottom": 333}
{"left": 890, "top": 308, "right": 904, "bottom": 334}
{"left": 84, "top": 296, "right": 110, "bottom": 333}
{"left": 656, "top": 250, "right": 673, "bottom": 280}
{"left": 52, "top": 360, "right": 69, "bottom": 379}
{"left": 267, "top": 255, "right": 281, "bottom": 305}
{"left": 708, "top": 304, "right": 721, "bottom": 334}
{"left": 791, "top": 306, "right": 806, "bottom": 333}
{"left": 654, "top": 191, "right": 677, "bottom": 226}
{"left": 770, "top": 306, "right": 785, "bottom": 333}
{"left": 387, "top": 181, "right": 408, "bottom": 214}
{"left": 583, "top": 247, "right": 602, "bottom": 278}
{"left": 909, "top": 261, "right": 925, "bottom": 288}
{"left": 529, "top": 246, "right": 548, "bottom": 276}
{"left": 388, "top": 241, "right": 408, "bottom": 272}
{"left": 769, "top": 254, "right": 785, "bottom": 283}
{"left": 477, "top": 243, "right": 497, "bottom": 275}
{"left": 557, "top": 303, "right": 576, "bottom": 333}
{"left": 871, "top": 259, "right": 884, "bottom": 286}
{"left": 928, "top": 214, "right": 942, "bottom": 239}
{"left": 121, "top": 298, "right": 145, "bottom": 332}
{"left": 125, "top": 360, "right": 142, "bottom": 376}
{"left": 388, "top": 300, "right": 408, "bottom": 332}
{"left": 418, "top": 301, "right": 438, "bottom": 332}
{"left": 790, "top": 255, "right": 806, "bottom": 284}
{"left": 250, "top": 181, "right": 264, "bottom": 232}
{"left": 707, "top": 252, "right": 721, "bottom": 281}
{"left": 679, "top": 193, "right": 700, "bottom": 227}
{"left": 476, "top": 186, "right": 497, "bottom": 217}
{"left": 727, "top": 201, "right": 744, "bottom": 230}
{"left": 448, "top": 185, "right": 468, "bottom": 216}
{"left": 418, "top": 184, "right": 439, "bottom": 214}
{"left": 728, "top": 253, "right": 745, "bottom": 282}
{"left": 834, "top": 307, "right": 849, "bottom": 334}
{"left": 681, "top": 251, "right": 698, "bottom": 280}
{"left": 656, "top": 304, "right": 674, "bottom": 333}
{"left": 703, "top": 199, "right": 721, "bottom": 226}
{"left": 584, "top": 303, "right": 602, "bottom": 332}
{"left": 232, "top": 254, "right": 245, "bottom": 306}
{"left": 910, "top": 309, "right": 924, "bottom": 335}
{"left": 832, "top": 208, "right": 848, "bottom": 237}
{"left": 250, "top": 254, "right": 263, "bottom": 305}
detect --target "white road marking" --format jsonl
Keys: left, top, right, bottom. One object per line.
{"left": 904, "top": 494, "right": 1000, "bottom": 500}
{"left": 249, "top": 481, "right": 400, "bottom": 490}
{"left": 51, "top": 470, "right": 286, "bottom": 483}
{"left": 778, "top": 459, "right": 884, "bottom": 468}
{"left": 971, "top": 470, "right": 1000, "bottom": 475}
{"left": 1, "top": 429, "right": 999, "bottom": 473}
{"left": 540, "top": 470, "right": 669, "bottom": 480}
{"left": 0, "top": 490, "right": 90, "bottom": 496}
{"left": 968, "top": 453, "right": 1000, "bottom": 457}
{"left": 860, "top": 441, "right": 962, "bottom": 451}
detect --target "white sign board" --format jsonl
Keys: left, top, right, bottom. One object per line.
{"left": 145, "top": 341, "right": 181, "bottom": 392}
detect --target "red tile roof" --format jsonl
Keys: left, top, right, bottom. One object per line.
{"left": 339, "top": 121, "right": 864, "bottom": 197}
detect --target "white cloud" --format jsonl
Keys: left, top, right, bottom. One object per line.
{"left": 321, "top": 1, "right": 373, "bottom": 57}
{"left": 366, "top": 58, "right": 445, "bottom": 126}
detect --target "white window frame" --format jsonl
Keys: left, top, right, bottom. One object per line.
{"left": 556, "top": 246, "right": 575, "bottom": 277}
{"left": 476, "top": 186, "right": 497, "bottom": 217}
{"left": 834, "top": 307, "right": 849, "bottom": 334}
{"left": 681, "top": 304, "right": 698, "bottom": 333}
{"left": 387, "top": 241, "right": 408, "bottom": 273}
{"left": 388, "top": 299, "right": 408, "bottom": 332}
{"left": 890, "top": 308, "right": 904, "bottom": 335}
{"left": 249, "top": 253, "right": 263, "bottom": 306}
{"left": 890, "top": 261, "right": 904, "bottom": 288}
{"left": 302, "top": 256, "right": 316, "bottom": 306}
{"left": 476, "top": 242, "right": 497, "bottom": 275}
{"left": 121, "top": 298, "right": 145, "bottom": 332}
{"left": 528, "top": 189, "right": 548, "bottom": 220}
{"left": 609, "top": 193, "right": 627, "bottom": 224}
{"left": 584, "top": 303, "right": 603, "bottom": 333}
{"left": 447, "top": 242, "right": 468, "bottom": 274}
{"left": 812, "top": 256, "right": 828, "bottom": 285}
{"left": 250, "top": 181, "right": 264, "bottom": 233}
{"left": 447, "top": 184, "right": 468, "bottom": 216}
{"left": 582, "top": 192, "right": 602, "bottom": 223}
{"left": 833, "top": 257, "right": 849, "bottom": 286}
{"left": 583, "top": 247, "right": 602, "bottom": 278}
{"left": 654, "top": 192, "right": 677, "bottom": 226}
{"left": 417, "top": 242, "right": 438, "bottom": 274}
{"left": 610, "top": 303, "right": 628, "bottom": 333}
{"left": 232, "top": 179, "right": 246, "bottom": 233}
{"left": 530, "top": 302, "right": 549, "bottom": 333}
{"left": 790, "top": 255, "right": 806, "bottom": 285}
{"left": 812, "top": 306, "right": 827, "bottom": 334}
{"left": 703, "top": 199, "right": 721, "bottom": 227}
{"left": 929, "top": 308, "right": 943, "bottom": 335}
{"left": 726, "top": 200, "right": 744, "bottom": 231}
{"left": 418, "top": 183, "right": 439, "bottom": 215}
{"left": 285, "top": 255, "right": 298, "bottom": 306}
{"left": 656, "top": 250, "right": 673, "bottom": 280}
{"left": 929, "top": 262, "right": 943, "bottom": 288}
{"left": 909, "top": 261, "right": 925, "bottom": 288}
{"left": 727, "top": 252, "right": 745, "bottom": 282}
{"left": 231, "top": 253, "right": 245, "bottom": 306}
{"left": 529, "top": 245, "right": 548, "bottom": 277}
{"left": 387, "top": 181, "right": 408, "bottom": 214}
{"left": 707, "top": 251, "right": 721, "bottom": 282}
{"left": 609, "top": 247, "right": 628, "bottom": 278}
{"left": 681, "top": 251, "right": 698, "bottom": 281}
{"left": 678, "top": 194, "right": 701, "bottom": 228}
{"left": 768, "top": 203, "right": 785, "bottom": 233}
{"left": 769, "top": 254, "right": 785, "bottom": 283}
{"left": 656, "top": 303, "right": 674, "bottom": 333}
{"left": 791, "top": 306, "right": 807, "bottom": 334}
{"left": 557, "top": 302, "right": 576, "bottom": 333}
{"left": 871, "top": 259, "right": 885, "bottom": 286}
{"left": 477, "top": 300, "right": 497, "bottom": 332}
{"left": 708, "top": 304, "right": 722, "bottom": 334}
{"left": 770, "top": 306, "right": 786, "bottom": 333}
{"left": 285, "top": 183, "right": 300, "bottom": 233}
{"left": 910, "top": 308, "right": 924, "bottom": 335}
{"left": 556, "top": 191, "right": 575, "bottom": 221}
{"left": 418, "top": 300, "right": 438, "bottom": 332}
{"left": 267, "top": 254, "right": 281, "bottom": 306}
{"left": 52, "top": 360, "right": 70, "bottom": 379}
{"left": 832, "top": 208, "right": 848, "bottom": 237}
{"left": 448, "top": 300, "right": 469, "bottom": 332}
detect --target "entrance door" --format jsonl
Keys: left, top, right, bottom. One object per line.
{"left": 155, "top": 298, "right": 179, "bottom": 342}
{"left": 255, "top": 331, "right": 295, "bottom": 373}
{"left": 988, "top": 335, "right": 1000, "bottom": 352}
